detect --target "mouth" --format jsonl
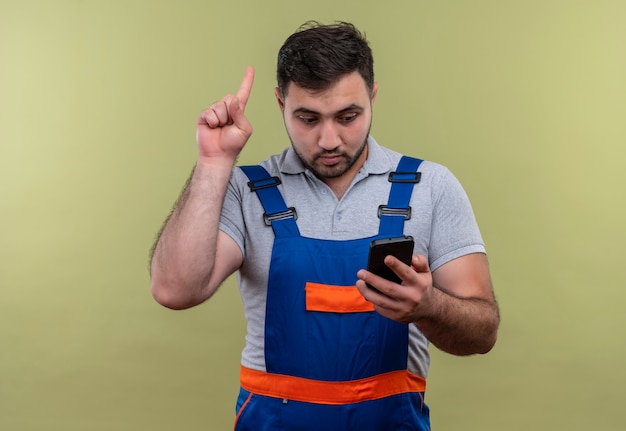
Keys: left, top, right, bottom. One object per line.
{"left": 318, "top": 153, "right": 343, "bottom": 166}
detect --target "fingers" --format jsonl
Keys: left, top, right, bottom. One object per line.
{"left": 236, "top": 66, "right": 255, "bottom": 110}
{"left": 198, "top": 67, "right": 254, "bottom": 129}
{"left": 383, "top": 255, "right": 415, "bottom": 281}
{"left": 200, "top": 93, "right": 243, "bottom": 128}
{"left": 357, "top": 254, "right": 429, "bottom": 295}
{"left": 357, "top": 255, "right": 431, "bottom": 324}
{"left": 200, "top": 98, "right": 232, "bottom": 128}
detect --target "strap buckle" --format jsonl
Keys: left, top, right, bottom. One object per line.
{"left": 388, "top": 171, "right": 421, "bottom": 183}
{"left": 247, "top": 176, "right": 282, "bottom": 191}
{"left": 263, "top": 207, "right": 298, "bottom": 226}
{"left": 378, "top": 205, "right": 412, "bottom": 220}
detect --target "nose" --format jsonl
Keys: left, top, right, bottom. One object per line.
{"left": 318, "top": 121, "right": 341, "bottom": 151}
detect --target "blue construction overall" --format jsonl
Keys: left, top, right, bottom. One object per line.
{"left": 234, "top": 156, "right": 430, "bottom": 431}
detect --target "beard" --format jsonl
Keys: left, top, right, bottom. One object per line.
{"left": 294, "top": 138, "right": 368, "bottom": 179}
{"left": 291, "top": 132, "right": 370, "bottom": 180}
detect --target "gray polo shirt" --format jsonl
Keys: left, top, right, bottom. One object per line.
{"left": 219, "top": 136, "right": 485, "bottom": 378}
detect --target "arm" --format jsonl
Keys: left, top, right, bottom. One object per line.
{"left": 356, "top": 252, "right": 499, "bottom": 355}
{"left": 149, "top": 67, "right": 255, "bottom": 310}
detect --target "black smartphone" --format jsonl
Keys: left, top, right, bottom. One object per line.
{"left": 366, "top": 236, "right": 414, "bottom": 288}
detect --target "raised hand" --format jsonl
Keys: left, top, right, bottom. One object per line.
{"left": 196, "top": 66, "right": 255, "bottom": 161}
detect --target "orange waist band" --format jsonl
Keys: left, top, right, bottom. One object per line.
{"left": 240, "top": 365, "right": 426, "bottom": 405}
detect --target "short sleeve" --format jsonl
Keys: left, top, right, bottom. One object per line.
{"left": 219, "top": 168, "right": 246, "bottom": 257}
{"left": 428, "top": 168, "right": 486, "bottom": 271}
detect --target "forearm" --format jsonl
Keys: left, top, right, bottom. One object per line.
{"left": 150, "top": 158, "right": 234, "bottom": 309}
{"left": 415, "top": 286, "right": 499, "bottom": 356}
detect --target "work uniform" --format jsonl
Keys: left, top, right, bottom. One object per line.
{"left": 219, "top": 137, "right": 486, "bottom": 430}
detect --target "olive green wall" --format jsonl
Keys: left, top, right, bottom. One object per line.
{"left": 1, "top": 1, "right": 625, "bottom": 430}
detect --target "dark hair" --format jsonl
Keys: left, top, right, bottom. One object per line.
{"left": 276, "top": 21, "right": 374, "bottom": 97}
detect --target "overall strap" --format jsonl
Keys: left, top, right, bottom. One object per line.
{"left": 377, "top": 156, "right": 423, "bottom": 237}
{"left": 239, "top": 165, "right": 300, "bottom": 238}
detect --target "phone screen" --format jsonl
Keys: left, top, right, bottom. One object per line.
{"left": 366, "top": 236, "right": 414, "bottom": 286}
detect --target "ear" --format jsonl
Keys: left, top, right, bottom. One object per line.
{"left": 274, "top": 87, "right": 285, "bottom": 112}
{"left": 370, "top": 82, "right": 378, "bottom": 103}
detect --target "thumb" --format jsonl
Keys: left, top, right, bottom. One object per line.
{"left": 228, "top": 96, "right": 252, "bottom": 134}
{"left": 411, "top": 254, "right": 430, "bottom": 274}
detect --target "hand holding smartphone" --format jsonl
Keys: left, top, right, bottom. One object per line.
{"left": 366, "top": 236, "right": 414, "bottom": 289}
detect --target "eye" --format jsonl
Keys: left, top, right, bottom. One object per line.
{"left": 298, "top": 116, "right": 319, "bottom": 125}
{"left": 339, "top": 113, "right": 358, "bottom": 123}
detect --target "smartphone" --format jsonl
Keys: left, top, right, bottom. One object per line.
{"left": 366, "top": 236, "right": 414, "bottom": 288}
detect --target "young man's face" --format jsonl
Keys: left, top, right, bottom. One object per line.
{"left": 275, "top": 72, "right": 378, "bottom": 183}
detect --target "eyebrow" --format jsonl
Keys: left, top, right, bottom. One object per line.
{"left": 292, "top": 104, "right": 365, "bottom": 116}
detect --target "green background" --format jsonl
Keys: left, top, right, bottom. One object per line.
{"left": 2, "top": 1, "right": 625, "bottom": 430}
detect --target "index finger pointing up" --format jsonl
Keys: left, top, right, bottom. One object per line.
{"left": 236, "top": 66, "right": 255, "bottom": 110}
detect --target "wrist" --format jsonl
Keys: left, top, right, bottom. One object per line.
{"left": 195, "top": 155, "right": 237, "bottom": 173}
{"left": 412, "top": 285, "right": 441, "bottom": 324}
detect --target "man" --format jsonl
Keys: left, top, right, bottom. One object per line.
{"left": 150, "top": 21, "right": 499, "bottom": 430}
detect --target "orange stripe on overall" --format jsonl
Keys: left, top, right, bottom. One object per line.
{"left": 305, "top": 282, "right": 375, "bottom": 313}
{"left": 240, "top": 365, "right": 426, "bottom": 405}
